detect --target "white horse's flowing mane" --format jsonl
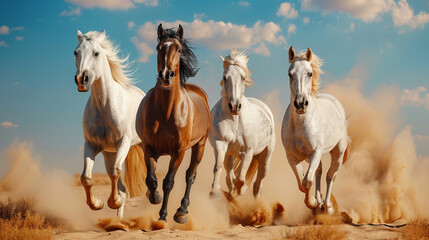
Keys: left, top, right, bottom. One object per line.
{"left": 85, "top": 31, "right": 134, "bottom": 87}
{"left": 222, "top": 48, "right": 253, "bottom": 87}
{"left": 293, "top": 50, "right": 324, "bottom": 95}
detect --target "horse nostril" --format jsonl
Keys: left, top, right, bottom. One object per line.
{"left": 84, "top": 75, "right": 89, "bottom": 83}
{"left": 293, "top": 100, "right": 299, "bottom": 109}
{"left": 169, "top": 71, "right": 175, "bottom": 78}
{"left": 159, "top": 71, "right": 163, "bottom": 78}
{"left": 74, "top": 75, "right": 78, "bottom": 84}
{"left": 238, "top": 104, "right": 242, "bottom": 109}
{"left": 304, "top": 100, "right": 308, "bottom": 106}
{"left": 228, "top": 103, "right": 233, "bottom": 110}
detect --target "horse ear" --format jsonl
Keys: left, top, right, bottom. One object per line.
{"left": 99, "top": 30, "right": 106, "bottom": 41}
{"left": 77, "top": 30, "right": 83, "bottom": 43}
{"left": 306, "top": 48, "right": 312, "bottom": 61}
{"left": 220, "top": 56, "right": 225, "bottom": 62}
{"left": 177, "top": 24, "right": 183, "bottom": 41}
{"left": 157, "top": 23, "right": 165, "bottom": 40}
{"left": 288, "top": 46, "right": 295, "bottom": 63}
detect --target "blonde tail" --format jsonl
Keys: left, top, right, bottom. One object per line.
{"left": 124, "top": 145, "right": 146, "bottom": 198}
{"left": 233, "top": 156, "right": 259, "bottom": 193}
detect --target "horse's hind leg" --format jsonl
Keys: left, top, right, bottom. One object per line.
{"left": 324, "top": 143, "right": 345, "bottom": 215}
{"left": 174, "top": 139, "right": 206, "bottom": 224}
{"left": 142, "top": 144, "right": 162, "bottom": 205}
{"left": 253, "top": 147, "right": 272, "bottom": 199}
{"left": 224, "top": 155, "right": 235, "bottom": 194}
{"left": 81, "top": 141, "right": 103, "bottom": 210}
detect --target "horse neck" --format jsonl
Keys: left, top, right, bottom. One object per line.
{"left": 90, "top": 62, "right": 122, "bottom": 113}
{"left": 154, "top": 75, "right": 183, "bottom": 121}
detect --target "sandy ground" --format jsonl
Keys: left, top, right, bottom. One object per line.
{"left": 47, "top": 185, "right": 404, "bottom": 240}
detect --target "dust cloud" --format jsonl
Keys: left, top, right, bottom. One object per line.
{"left": 0, "top": 75, "right": 428, "bottom": 232}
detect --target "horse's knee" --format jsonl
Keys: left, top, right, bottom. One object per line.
{"left": 163, "top": 178, "right": 174, "bottom": 192}
{"left": 81, "top": 175, "right": 92, "bottom": 186}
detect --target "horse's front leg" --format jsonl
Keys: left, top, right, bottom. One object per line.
{"left": 159, "top": 148, "right": 186, "bottom": 221}
{"left": 315, "top": 162, "right": 323, "bottom": 209}
{"left": 286, "top": 151, "right": 305, "bottom": 193}
{"left": 303, "top": 149, "right": 322, "bottom": 209}
{"left": 209, "top": 140, "right": 228, "bottom": 199}
{"left": 143, "top": 144, "right": 161, "bottom": 205}
{"left": 224, "top": 155, "right": 235, "bottom": 194}
{"left": 81, "top": 141, "right": 103, "bottom": 210}
{"left": 175, "top": 139, "right": 207, "bottom": 224}
{"left": 106, "top": 137, "right": 131, "bottom": 211}
{"left": 234, "top": 151, "right": 254, "bottom": 196}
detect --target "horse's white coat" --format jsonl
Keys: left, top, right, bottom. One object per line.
{"left": 75, "top": 30, "right": 145, "bottom": 218}
{"left": 281, "top": 48, "right": 350, "bottom": 214}
{"left": 209, "top": 50, "right": 275, "bottom": 199}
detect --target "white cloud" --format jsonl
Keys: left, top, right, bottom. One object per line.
{"left": 11, "top": 26, "right": 24, "bottom": 31}
{"left": 277, "top": 2, "right": 298, "bottom": 19}
{"left": 0, "top": 25, "right": 9, "bottom": 34}
{"left": 253, "top": 43, "right": 270, "bottom": 56}
{"left": 66, "top": 0, "right": 158, "bottom": 9}
{"left": 14, "top": 82, "right": 19, "bottom": 85}
{"left": 128, "top": 21, "right": 135, "bottom": 29}
{"left": 391, "top": 0, "right": 429, "bottom": 31}
{"left": 0, "top": 41, "right": 8, "bottom": 47}
{"left": 288, "top": 23, "right": 297, "bottom": 34}
{"left": 301, "top": 0, "right": 390, "bottom": 22}
{"left": 303, "top": 17, "right": 310, "bottom": 24}
{"left": 401, "top": 86, "right": 429, "bottom": 109}
{"left": 60, "top": 7, "right": 81, "bottom": 16}
{"left": 1, "top": 121, "right": 18, "bottom": 128}
{"left": 134, "top": 0, "right": 158, "bottom": 6}
{"left": 302, "top": 0, "right": 429, "bottom": 31}
{"left": 15, "top": 36, "right": 24, "bottom": 41}
{"left": 66, "top": 0, "right": 135, "bottom": 10}
{"left": 238, "top": 1, "right": 250, "bottom": 7}
{"left": 132, "top": 19, "right": 285, "bottom": 62}
{"left": 385, "top": 41, "right": 394, "bottom": 48}
{"left": 193, "top": 12, "right": 207, "bottom": 20}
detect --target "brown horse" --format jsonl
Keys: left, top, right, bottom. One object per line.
{"left": 136, "top": 24, "right": 211, "bottom": 224}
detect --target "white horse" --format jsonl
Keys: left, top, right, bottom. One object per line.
{"left": 209, "top": 49, "right": 275, "bottom": 199}
{"left": 74, "top": 30, "right": 146, "bottom": 218}
{"left": 281, "top": 46, "right": 350, "bottom": 214}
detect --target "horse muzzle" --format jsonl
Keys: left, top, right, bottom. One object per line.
{"left": 75, "top": 72, "right": 89, "bottom": 92}
{"left": 294, "top": 98, "right": 308, "bottom": 114}
{"left": 228, "top": 103, "right": 242, "bottom": 115}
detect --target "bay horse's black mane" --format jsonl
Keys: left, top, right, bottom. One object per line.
{"left": 160, "top": 28, "right": 199, "bottom": 87}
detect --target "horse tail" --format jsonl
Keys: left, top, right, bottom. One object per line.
{"left": 342, "top": 138, "right": 351, "bottom": 164}
{"left": 233, "top": 156, "right": 259, "bottom": 192}
{"left": 124, "top": 145, "right": 146, "bottom": 198}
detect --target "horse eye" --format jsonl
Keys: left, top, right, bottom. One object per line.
{"left": 288, "top": 72, "right": 292, "bottom": 78}
{"left": 223, "top": 76, "right": 227, "bottom": 81}
{"left": 241, "top": 76, "right": 245, "bottom": 81}
{"left": 94, "top": 52, "right": 99, "bottom": 57}
{"left": 74, "top": 50, "right": 77, "bottom": 56}
{"left": 178, "top": 49, "right": 182, "bottom": 53}
{"left": 308, "top": 72, "right": 313, "bottom": 77}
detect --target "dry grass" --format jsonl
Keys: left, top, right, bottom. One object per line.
{"left": 399, "top": 217, "right": 429, "bottom": 240}
{"left": 73, "top": 173, "right": 111, "bottom": 186}
{"left": 0, "top": 198, "right": 63, "bottom": 240}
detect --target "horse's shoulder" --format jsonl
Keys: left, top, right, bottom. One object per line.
{"left": 185, "top": 83, "right": 209, "bottom": 104}
{"left": 247, "top": 97, "right": 275, "bottom": 124}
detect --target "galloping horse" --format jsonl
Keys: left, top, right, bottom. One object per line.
{"left": 74, "top": 30, "right": 146, "bottom": 218}
{"left": 209, "top": 49, "right": 275, "bottom": 200}
{"left": 281, "top": 46, "right": 350, "bottom": 214}
{"left": 136, "top": 24, "right": 211, "bottom": 224}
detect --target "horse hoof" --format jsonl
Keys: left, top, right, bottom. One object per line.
{"left": 108, "top": 195, "right": 124, "bottom": 209}
{"left": 89, "top": 198, "right": 104, "bottom": 210}
{"left": 149, "top": 191, "right": 162, "bottom": 205}
{"left": 173, "top": 211, "right": 188, "bottom": 224}
{"left": 209, "top": 191, "right": 221, "bottom": 199}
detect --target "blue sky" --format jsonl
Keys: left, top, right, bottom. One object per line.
{"left": 1, "top": 0, "right": 428, "bottom": 174}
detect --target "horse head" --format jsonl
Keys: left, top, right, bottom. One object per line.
{"left": 74, "top": 30, "right": 107, "bottom": 92}
{"left": 288, "top": 46, "right": 322, "bottom": 114}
